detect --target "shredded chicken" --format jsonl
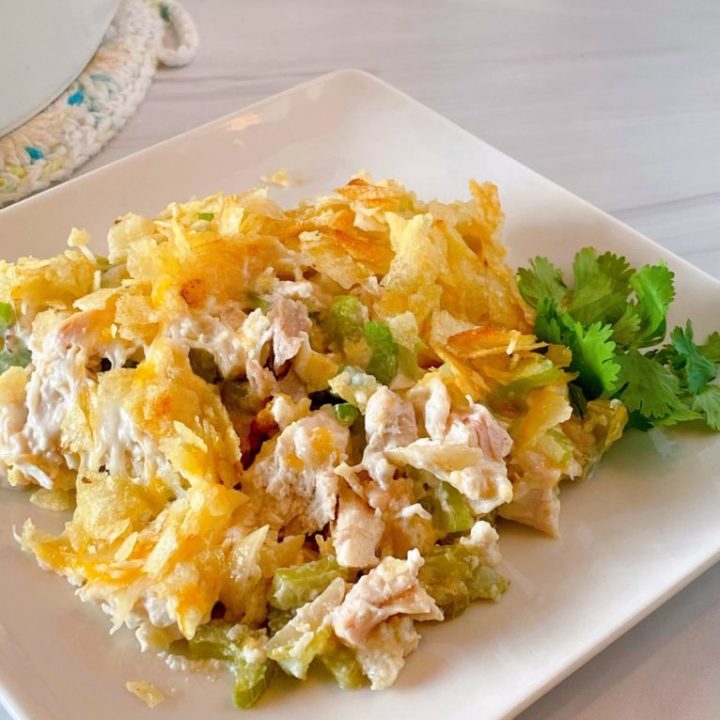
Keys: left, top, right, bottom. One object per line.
{"left": 356, "top": 616, "right": 420, "bottom": 690}
{"left": 333, "top": 485, "right": 384, "bottom": 569}
{"left": 395, "top": 376, "right": 514, "bottom": 513}
{"left": 332, "top": 549, "right": 442, "bottom": 649}
{"left": 361, "top": 387, "right": 418, "bottom": 488}
{"left": 461, "top": 520, "right": 502, "bottom": 566}
{"left": 165, "top": 302, "right": 248, "bottom": 378}
{"left": 386, "top": 441, "right": 512, "bottom": 515}
{"left": 244, "top": 408, "right": 349, "bottom": 533}
{"left": 267, "top": 297, "right": 311, "bottom": 370}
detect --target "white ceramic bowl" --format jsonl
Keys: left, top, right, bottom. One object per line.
{"left": 0, "top": 0, "right": 121, "bottom": 136}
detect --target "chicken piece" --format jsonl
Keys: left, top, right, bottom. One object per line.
{"left": 398, "top": 375, "right": 513, "bottom": 515}
{"left": 410, "top": 374, "right": 512, "bottom": 460}
{"left": 524, "top": 397, "right": 625, "bottom": 532}
{"left": 386, "top": 441, "right": 512, "bottom": 515}
{"left": 164, "top": 301, "right": 248, "bottom": 379}
{"left": 267, "top": 297, "right": 311, "bottom": 370}
{"left": 361, "top": 387, "right": 418, "bottom": 488}
{"left": 5, "top": 307, "right": 136, "bottom": 488}
{"left": 0, "top": 366, "right": 70, "bottom": 488}
{"left": 332, "top": 549, "right": 442, "bottom": 649}
{"left": 276, "top": 369, "right": 308, "bottom": 403}
{"left": 238, "top": 308, "right": 273, "bottom": 363}
{"left": 499, "top": 386, "right": 579, "bottom": 536}
{"left": 460, "top": 520, "right": 502, "bottom": 566}
{"left": 231, "top": 307, "right": 277, "bottom": 400}
{"left": 244, "top": 408, "right": 349, "bottom": 533}
{"left": 412, "top": 375, "right": 451, "bottom": 441}
{"left": 0, "top": 302, "right": 181, "bottom": 490}
{"left": 269, "top": 394, "right": 311, "bottom": 430}
{"left": 332, "top": 484, "right": 384, "bottom": 569}
{"left": 333, "top": 465, "right": 434, "bottom": 559}
{"left": 271, "top": 279, "right": 315, "bottom": 301}
{"left": 246, "top": 359, "right": 276, "bottom": 399}
{"left": 355, "top": 616, "right": 419, "bottom": 690}
{"left": 499, "top": 442, "right": 581, "bottom": 537}
{"left": 498, "top": 474, "right": 561, "bottom": 537}
{"left": 446, "top": 402, "right": 513, "bottom": 460}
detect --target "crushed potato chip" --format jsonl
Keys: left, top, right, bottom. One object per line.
{"left": 126, "top": 680, "right": 166, "bottom": 708}
{"left": 29, "top": 488, "right": 75, "bottom": 512}
{"left": 261, "top": 168, "right": 291, "bottom": 187}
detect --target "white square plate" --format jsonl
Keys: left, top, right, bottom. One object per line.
{"left": 1, "top": 70, "right": 719, "bottom": 720}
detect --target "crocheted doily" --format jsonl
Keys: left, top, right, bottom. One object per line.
{"left": 0, "top": 0, "right": 198, "bottom": 207}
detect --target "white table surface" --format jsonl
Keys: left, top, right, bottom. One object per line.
{"left": 4, "top": 1, "right": 720, "bottom": 718}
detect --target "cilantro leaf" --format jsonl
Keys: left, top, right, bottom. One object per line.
{"left": 693, "top": 385, "right": 720, "bottom": 431}
{"left": 533, "top": 297, "right": 619, "bottom": 399}
{"left": 533, "top": 297, "right": 564, "bottom": 345}
{"left": 629, "top": 263, "right": 675, "bottom": 347}
{"left": 571, "top": 248, "right": 632, "bottom": 289}
{"left": 563, "top": 319, "right": 620, "bottom": 398}
{"left": 668, "top": 321, "right": 716, "bottom": 394}
{"left": 650, "top": 397, "right": 704, "bottom": 426}
{"left": 565, "top": 273, "right": 615, "bottom": 325}
{"left": 625, "top": 411, "right": 654, "bottom": 432}
{"left": 596, "top": 251, "right": 634, "bottom": 286}
{"left": 566, "top": 249, "right": 632, "bottom": 326}
{"left": 616, "top": 350, "right": 682, "bottom": 419}
{"left": 611, "top": 306, "right": 642, "bottom": 346}
{"left": 516, "top": 257, "right": 566, "bottom": 308}
{"left": 518, "top": 247, "right": 720, "bottom": 433}
{"left": 700, "top": 331, "right": 720, "bottom": 363}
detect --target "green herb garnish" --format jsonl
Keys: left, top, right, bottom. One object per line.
{"left": 518, "top": 249, "right": 720, "bottom": 430}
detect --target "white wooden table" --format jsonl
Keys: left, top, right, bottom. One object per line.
{"left": 4, "top": 1, "right": 720, "bottom": 718}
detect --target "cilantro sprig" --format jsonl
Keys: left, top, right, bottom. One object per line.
{"left": 518, "top": 249, "right": 720, "bottom": 431}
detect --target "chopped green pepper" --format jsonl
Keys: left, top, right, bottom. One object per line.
{"left": 0, "top": 302, "right": 15, "bottom": 332}
{"left": 334, "top": 402, "right": 360, "bottom": 425}
{"left": 319, "top": 641, "right": 366, "bottom": 689}
{"left": 0, "top": 302, "right": 31, "bottom": 374}
{"left": 424, "top": 480, "right": 474, "bottom": 534}
{"left": 246, "top": 292, "right": 270, "bottom": 311}
{"left": 419, "top": 543, "right": 508, "bottom": 619}
{"left": 188, "top": 348, "right": 221, "bottom": 383}
{"left": 326, "top": 295, "right": 365, "bottom": 342}
{"left": 169, "top": 621, "right": 270, "bottom": 709}
{"left": 364, "top": 321, "right": 398, "bottom": 385}
{"left": 270, "top": 556, "right": 350, "bottom": 611}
